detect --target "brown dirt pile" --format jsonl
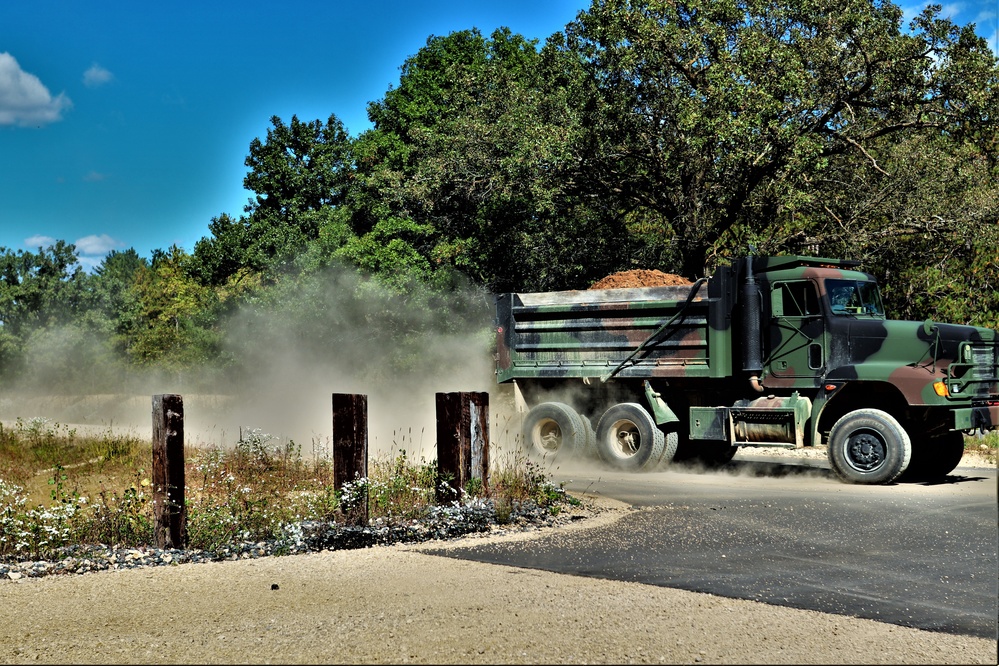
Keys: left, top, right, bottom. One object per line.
{"left": 589, "top": 269, "right": 692, "bottom": 289}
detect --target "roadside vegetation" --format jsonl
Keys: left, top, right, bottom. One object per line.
{"left": 0, "top": 418, "right": 578, "bottom": 562}
{"left": 1, "top": 0, "right": 997, "bottom": 402}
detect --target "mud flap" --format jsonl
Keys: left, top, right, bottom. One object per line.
{"left": 643, "top": 380, "right": 679, "bottom": 426}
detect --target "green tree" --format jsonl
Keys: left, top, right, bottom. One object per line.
{"left": 797, "top": 133, "right": 998, "bottom": 328}
{"left": 559, "top": 0, "right": 999, "bottom": 278}
{"left": 0, "top": 241, "right": 86, "bottom": 337}
{"left": 84, "top": 248, "right": 148, "bottom": 355}
{"left": 190, "top": 213, "right": 252, "bottom": 287}
{"left": 353, "top": 28, "right": 630, "bottom": 292}
{"left": 131, "top": 246, "right": 219, "bottom": 370}
{"left": 192, "top": 114, "right": 354, "bottom": 286}
{"left": 243, "top": 114, "right": 353, "bottom": 234}
{"left": 0, "top": 241, "right": 92, "bottom": 383}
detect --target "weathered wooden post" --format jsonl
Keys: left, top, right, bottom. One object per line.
{"left": 436, "top": 392, "right": 489, "bottom": 503}
{"left": 332, "top": 393, "right": 368, "bottom": 525}
{"left": 152, "top": 394, "right": 187, "bottom": 548}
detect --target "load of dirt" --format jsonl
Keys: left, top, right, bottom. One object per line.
{"left": 588, "top": 269, "right": 692, "bottom": 290}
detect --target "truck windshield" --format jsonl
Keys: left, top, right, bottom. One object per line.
{"left": 826, "top": 279, "right": 885, "bottom": 316}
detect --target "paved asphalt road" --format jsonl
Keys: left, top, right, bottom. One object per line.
{"left": 429, "top": 456, "right": 998, "bottom": 639}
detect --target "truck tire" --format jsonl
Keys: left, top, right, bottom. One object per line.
{"left": 522, "top": 402, "right": 587, "bottom": 460}
{"left": 595, "top": 403, "right": 665, "bottom": 471}
{"left": 827, "top": 409, "right": 911, "bottom": 484}
{"left": 652, "top": 427, "right": 680, "bottom": 469}
{"left": 902, "top": 431, "right": 966, "bottom": 481}
{"left": 579, "top": 414, "right": 598, "bottom": 460}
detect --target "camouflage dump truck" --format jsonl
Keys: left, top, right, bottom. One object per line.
{"left": 494, "top": 255, "right": 999, "bottom": 484}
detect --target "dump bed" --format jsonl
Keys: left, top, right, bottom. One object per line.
{"left": 495, "top": 279, "right": 734, "bottom": 384}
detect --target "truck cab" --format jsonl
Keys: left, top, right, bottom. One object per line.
{"left": 746, "top": 256, "right": 998, "bottom": 481}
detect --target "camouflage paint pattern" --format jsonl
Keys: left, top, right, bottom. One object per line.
{"left": 495, "top": 255, "right": 999, "bottom": 446}
{"left": 495, "top": 279, "right": 729, "bottom": 384}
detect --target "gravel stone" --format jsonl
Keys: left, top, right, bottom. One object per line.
{"left": 0, "top": 497, "right": 589, "bottom": 580}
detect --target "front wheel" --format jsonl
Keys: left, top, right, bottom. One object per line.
{"left": 827, "top": 409, "right": 911, "bottom": 484}
{"left": 595, "top": 403, "right": 665, "bottom": 471}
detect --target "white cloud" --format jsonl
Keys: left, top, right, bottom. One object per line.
{"left": 969, "top": 4, "right": 999, "bottom": 56}
{"left": 939, "top": 2, "right": 964, "bottom": 21}
{"left": 75, "top": 255, "right": 102, "bottom": 273}
{"left": 83, "top": 63, "right": 113, "bottom": 88}
{"left": 83, "top": 170, "right": 108, "bottom": 182}
{"left": 0, "top": 52, "right": 72, "bottom": 127}
{"left": 24, "top": 235, "right": 57, "bottom": 249}
{"left": 898, "top": 1, "right": 997, "bottom": 55}
{"left": 74, "top": 234, "right": 123, "bottom": 256}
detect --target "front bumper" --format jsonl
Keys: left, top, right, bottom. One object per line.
{"left": 953, "top": 404, "right": 999, "bottom": 431}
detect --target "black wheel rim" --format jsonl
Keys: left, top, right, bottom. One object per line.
{"left": 844, "top": 429, "right": 887, "bottom": 472}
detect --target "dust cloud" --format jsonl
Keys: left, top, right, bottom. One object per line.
{"left": 0, "top": 265, "right": 509, "bottom": 462}
{"left": 0, "top": 263, "right": 835, "bottom": 481}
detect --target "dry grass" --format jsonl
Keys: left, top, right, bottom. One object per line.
{"left": 0, "top": 418, "right": 573, "bottom": 560}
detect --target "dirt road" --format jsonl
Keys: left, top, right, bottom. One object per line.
{"left": 1, "top": 492, "right": 995, "bottom": 665}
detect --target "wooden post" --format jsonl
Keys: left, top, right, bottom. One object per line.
{"left": 436, "top": 392, "right": 461, "bottom": 502}
{"left": 152, "top": 394, "right": 187, "bottom": 549}
{"left": 436, "top": 392, "right": 489, "bottom": 503}
{"left": 332, "top": 393, "right": 368, "bottom": 525}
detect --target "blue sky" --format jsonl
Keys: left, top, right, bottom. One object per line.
{"left": 1, "top": 1, "right": 995, "bottom": 272}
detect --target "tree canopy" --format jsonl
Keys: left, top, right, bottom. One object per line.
{"left": 1, "top": 0, "right": 996, "bottom": 388}
{"left": 558, "top": 0, "right": 998, "bottom": 277}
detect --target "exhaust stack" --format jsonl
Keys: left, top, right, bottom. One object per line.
{"left": 741, "top": 256, "right": 764, "bottom": 392}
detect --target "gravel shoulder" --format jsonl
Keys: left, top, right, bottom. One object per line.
{"left": 2, "top": 487, "right": 996, "bottom": 665}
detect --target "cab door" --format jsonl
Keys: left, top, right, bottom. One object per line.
{"left": 767, "top": 280, "right": 825, "bottom": 381}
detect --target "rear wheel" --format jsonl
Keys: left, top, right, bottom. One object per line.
{"left": 651, "top": 427, "right": 680, "bottom": 469}
{"left": 578, "top": 414, "right": 597, "bottom": 460}
{"left": 827, "top": 409, "right": 911, "bottom": 484}
{"left": 522, "top": 402, "right": 587, "bottom": 461}
{"left": 595, "top": 403, "right": 665, "bottom": 471}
